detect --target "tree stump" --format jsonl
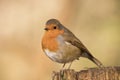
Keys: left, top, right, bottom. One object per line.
{"left": 52, "top": 66, "right": 120, "bottom": 80}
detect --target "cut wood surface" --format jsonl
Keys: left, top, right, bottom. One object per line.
{"left": 52, "top": 66, "right": 120, "bottom": 80}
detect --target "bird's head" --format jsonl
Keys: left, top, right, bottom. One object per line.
{"left": 44, "top": 19, "right": 64, "bottom": 38}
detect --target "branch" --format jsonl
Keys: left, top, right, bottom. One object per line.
{"left": 52, "top": 66, "right": 120, "bottom": 80}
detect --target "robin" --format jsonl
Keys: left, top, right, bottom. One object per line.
{"left": 42, "top": 19, "right": 104, "bottom": 68}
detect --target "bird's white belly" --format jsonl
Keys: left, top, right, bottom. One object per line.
{"left": 44, "top": 49, "right": 61, "bottom": 62}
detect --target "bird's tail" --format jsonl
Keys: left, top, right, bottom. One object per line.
{"left": 89, "top": 56, "right": 104, "bottom": 68}
{"left": 82, "top": 52, "right": 104, "bottom": 68}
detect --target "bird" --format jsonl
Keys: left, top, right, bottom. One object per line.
{"left": 41, "top": 19, "right": 104, "bottom": 69}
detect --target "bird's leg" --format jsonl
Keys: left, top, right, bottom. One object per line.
{"left": 60, "top": 63, "right": 66, "bottom": 73}
{"left": 68, "top": 61, "right": 72, "bottom": 69}
{"left": 61, "top": 63, "right": 66, "bottom": 70}
{"left": 60, "top": 63, "right": 66, "bottom": 78}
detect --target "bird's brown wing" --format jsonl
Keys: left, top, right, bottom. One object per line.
{"left": 62, "top": 29, "right": 91, "bottom": 57}
{"left": 61, "top": 26, "right": 90, "bottom": 55}
{"left": 62, "top": 29, "right": 103, "bottom": 67}
{"left": 64, "top": 36, "right": 92, "bottom": 57}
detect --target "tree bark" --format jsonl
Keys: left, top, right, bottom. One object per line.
{"left": 52, "top": 66, "right": 120, "bottom": 80}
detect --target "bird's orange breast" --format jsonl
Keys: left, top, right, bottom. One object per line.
{"left": 42, "top": 37, "right": 58, "bottom": 52}
{"left": 42, "top": 33, "right": 58, "bottom": 52}
{"left": 42, "top": 29, "right": 64, "bottom": 52}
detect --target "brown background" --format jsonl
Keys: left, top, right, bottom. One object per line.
{"left": 0, "top": 0, "right": 120, "bottom": 80}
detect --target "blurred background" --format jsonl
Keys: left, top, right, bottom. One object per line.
{"left": 0, "top": 0, "right": 120, "bottom": 80}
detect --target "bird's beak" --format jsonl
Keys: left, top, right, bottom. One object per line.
{"left": 44, "top": 27, "right": 49, "bottom": 31}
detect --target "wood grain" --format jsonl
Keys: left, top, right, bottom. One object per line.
{"left": 52, "top": 66, "right": 120, "bottom": 80}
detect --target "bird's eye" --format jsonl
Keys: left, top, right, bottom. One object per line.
{"left": 53, "top": 26, "right": 57, "bottom": 29}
